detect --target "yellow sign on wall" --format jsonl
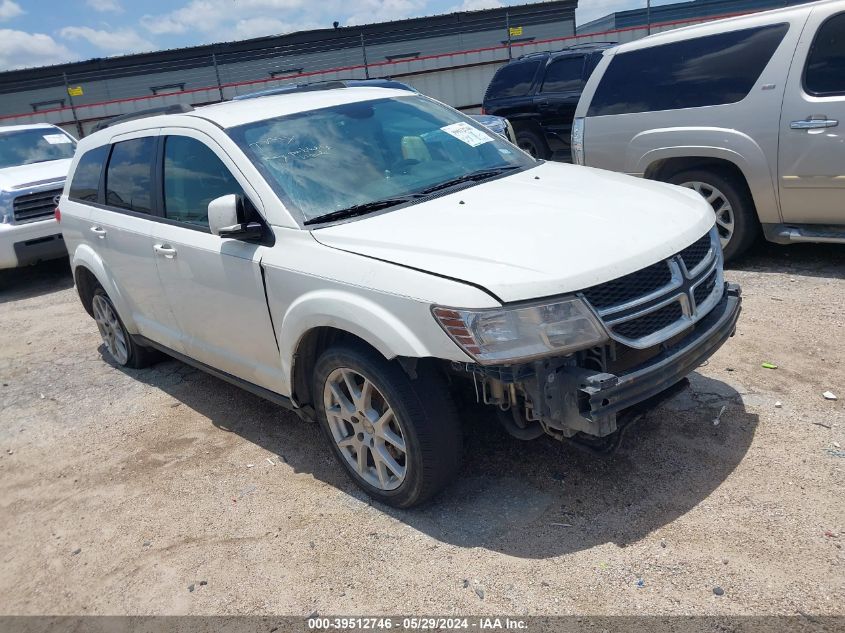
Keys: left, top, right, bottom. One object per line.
{"left": 509, "top": 26, "right": 523, "bottom": 37}
{"left": 67, "top": 86, "right": 83, "bottom": 97}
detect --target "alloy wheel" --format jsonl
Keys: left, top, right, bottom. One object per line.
{"left": 92, "top": 294, "right": 129, "bottom": 365}
{"left": 680, "top": 180, "right": 735, "bottom": 248}
{"left": 323, "top": 367, "right": 407, "bottom": 491}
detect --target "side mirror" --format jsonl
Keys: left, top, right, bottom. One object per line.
{"left": 208, "top": 194, "right": 263, "bottom": 241}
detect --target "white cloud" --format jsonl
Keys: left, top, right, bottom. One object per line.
{"left": 0, "top": 29, "right": 75, "bottom": 70}
{"left": 59, "top": 26, "right": 155, "bottom": 54}
{"left": 86, "top": 0, "right": 123, "bottom": 12}
{"left": 0, "top": 0, "right": 23, "bottom": 21}
{"left": 344, "top": 0, "right": 427, "bottom": 26}
{"left": 141, "top": 0, "right": 306, "bottom": 37}
{"left": 452, "top": 0, "right": 502, "bottom": 11}
{"left": 234, "top": 17, "right": 318, "bottom": 39}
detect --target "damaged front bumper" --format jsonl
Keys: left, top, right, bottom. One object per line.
{"left": 462, "top": 283, "right": 742, "bottom": 440}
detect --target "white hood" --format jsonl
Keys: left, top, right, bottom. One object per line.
{"left": 0, "top": 159, "right": 71, "bottom": 192}
{"left": 311, "top": 162, "right": 716, "bottom": 303}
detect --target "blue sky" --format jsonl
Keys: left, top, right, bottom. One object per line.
{"left": 0, "top": 0, "right": 667, "bottom": 71}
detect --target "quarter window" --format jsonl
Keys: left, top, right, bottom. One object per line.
{"left": 541, "top": 57, "right": 585, "bottom": 93}
{"left": 163, "top": 136, "right": 245, "bottom": 227}
{"left": 68, "top": 145, "right": 108, "bottom": 202}
{"left": 804, "top": 12, "right": 845, "bottom": 96}
{"left": 588, "top": 23, "right": 789, "bottom": 116}
{"left": 105, "top": 138, "right": 155, "bottom": 213}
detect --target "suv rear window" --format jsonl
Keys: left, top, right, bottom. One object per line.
{"left": 588, "top": 23, "right": 789, "bottom": 116}
{"left": 485, "top": 60, "right": 541, "bottom": 99}
{"left": 68, "top": 145, "right": 108, "bottom": 202}
{"left": 105, "top": 138, "right": 155, "bottom": 214}
{"left": 804, "top": 12, "right": 845, "bottom": 96}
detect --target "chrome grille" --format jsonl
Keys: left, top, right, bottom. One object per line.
{"left": 13, "top": 188, "right": 62, "bottom": 224}
{"left": 580, "top": 228, "right": 723, "bottom": 349}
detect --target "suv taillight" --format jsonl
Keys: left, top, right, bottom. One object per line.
{"left": 571, "top": 117, "right": 585, "bottom": 166}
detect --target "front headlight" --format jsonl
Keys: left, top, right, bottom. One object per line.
{"left": 0, "top": 191, "right": 14, "bottom": 225}
{"left": 433, "top": 297, "right": 608, "bottom": 365}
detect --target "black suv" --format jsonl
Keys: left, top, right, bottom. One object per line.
{"left": 482, "top": 43, "right": 614, "bottom": 160}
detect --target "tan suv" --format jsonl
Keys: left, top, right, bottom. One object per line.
{"left": 572, "top": 0, "right": 845, "bottom": 261}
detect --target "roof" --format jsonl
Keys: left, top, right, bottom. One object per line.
{"left": 0, "top": 123, "right": 60, "bottom": 133}
{"left": 609, "top": 0, "right": 832, "bottom": 54}
{"left": 191, "top": 87, "right": 411, "bottom": 128}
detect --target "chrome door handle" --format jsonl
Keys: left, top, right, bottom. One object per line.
{"left": 153, "top": 244, "right": 177, "bottom": 258}
{"left": 90, "top": 226, "right": 106, "bottom": 239}
{"left": 791, "top": 117, "right": 839, "bottom": 130}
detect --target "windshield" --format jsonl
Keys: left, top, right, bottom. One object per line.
{"left": 227, "top": 95, "right": 535, "bottom": 225}
{"left": 0, "top": 128, "right": 76, "bottom": 170}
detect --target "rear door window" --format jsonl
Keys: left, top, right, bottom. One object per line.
{"left": 541, "top": 56, "right": 585, "bottom": 93}
{"left": 68, "top": 145, "right": 109, "bottom": 202}
{"left": 162, "top": 136, "right": 245, "bottom": 228}
{"left": 588, "top": 23, "right": 789, "bottom": 116}
{"left": 804, "top": 12, "right": 845, "bottom": 96}
{"left": 485, "top": 60, "right": 542, "bottom": 99}
{"left": 105, "top": 137, "right": 155, "bottom": 214}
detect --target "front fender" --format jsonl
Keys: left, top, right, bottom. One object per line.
{"left": 276, "top": 288, "right": 471, "bottom": 394}
{"left": 70, "top": 243, "right": 139, "bottom": 333}
{"left": 627, "top": 127, "right": 780, "bottom": 224}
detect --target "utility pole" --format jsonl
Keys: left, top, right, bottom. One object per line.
{"left": 646, "top": 0, "right": 652, "bottom": 35}
{"left": 62, "top": 72, "right": 84, "bottom": 139}
{"left": 360, "top": 31, "right": 370, "bottom": 79}
{"left": 505, "top": 10, "right": 513, "bottom": 60}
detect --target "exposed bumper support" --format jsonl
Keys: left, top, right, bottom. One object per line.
{"left": 544, "top": 283, "right": 742, "bottom": 437}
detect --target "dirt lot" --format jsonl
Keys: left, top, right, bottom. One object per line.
{"left": 0, "top": 243, "right": 843, "bottom": 618}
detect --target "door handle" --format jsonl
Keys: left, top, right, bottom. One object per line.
{"left": 90, "top": 226, "right": 106, "bottom": 239}
{"left": 153, "top": 244, "right": 177, "bottom": 258}
{"left": 790, "top": 117, "right": 839, "bottom": 130}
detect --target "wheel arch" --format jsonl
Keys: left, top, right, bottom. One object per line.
{"left": 628, "top": 129, "right": 780, "bottom": 224}
{"left": 70, "top": 244, "right": 138, "bottom": 331}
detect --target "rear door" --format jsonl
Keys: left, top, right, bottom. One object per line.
{"left": 87, "top": 131, "right": 184, "bottom": 352}
{"left": 778, "top": 7, "right": 845, "bottom": 225}
{"left": 149, "top": 129, "right": 283, "bottom": 393}
{"left": 536, "top": 55, "right": 586, "bottom": 155}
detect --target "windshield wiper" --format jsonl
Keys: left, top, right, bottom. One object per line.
{"left": 414, "top": 166, "right": 520, "bottom": 196}
{"left": 303, "top": 197, "right": 415, "bottom": 226}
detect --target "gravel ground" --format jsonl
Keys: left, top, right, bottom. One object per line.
{"left": 0, "top": 242, "right": 843, "bottom": 617}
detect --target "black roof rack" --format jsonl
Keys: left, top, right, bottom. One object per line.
{"left": 92, "top": 103, "right": 194, "bottom": 132}
{"left": 519, "top": 41, "right": 617, "bottom": 59}
{"left": 232, "top": 78, "right": 415, "bottom": 100}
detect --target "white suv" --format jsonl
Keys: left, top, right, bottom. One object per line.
{"left": 1, "top": 123, "right": 76, "bottom": 269}
{"left": 60, "top": 87, "right": 742, "bottom": 507}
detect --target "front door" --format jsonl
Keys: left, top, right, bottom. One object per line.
{"left": 778, "top": 8, "right": 845, "bottom": 225}
{"left": 149, "top": 130, "right": 284, "bottom": 393}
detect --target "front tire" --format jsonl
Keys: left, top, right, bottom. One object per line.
{"left": 515, "top": 127, "right": 551, "bottom": 160}
{"left": 312, "top": 343, "right": 462, "bottom": 508}
{"left": 667, "top": 169, "right": 759, "bottom": 262}
{"left": 91, "top": 288, "right": 160, "bottom": 369}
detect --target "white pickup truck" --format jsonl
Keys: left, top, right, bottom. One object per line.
{"left": 0, "top": 123, "right": 76, "bottom": 269}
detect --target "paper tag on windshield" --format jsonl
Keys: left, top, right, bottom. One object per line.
{"left": 441, "top": 122, "right": 493, "bottom": 147}
{"left": 43, "top": 134, "right": 72, "bottom": 145}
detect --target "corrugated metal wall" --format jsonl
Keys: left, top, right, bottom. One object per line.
{"left": 0, "top": 2, "right": 751, "bottom": 136}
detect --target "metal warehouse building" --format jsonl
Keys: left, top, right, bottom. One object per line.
{"left": 0, "top": 1, "right": 578, "bottom": 136}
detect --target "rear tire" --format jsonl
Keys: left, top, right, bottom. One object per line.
{"left": 312, "top": 342, "right": 462, "bottom": 508}
{"left": 91, "top": 287, "right": 161, "bottom": 369}
{"left": 515, "top": 127, "right": 551, "bottom": 160}
{"left": 667, "top": 168, "right": 759, "bottom": 262}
